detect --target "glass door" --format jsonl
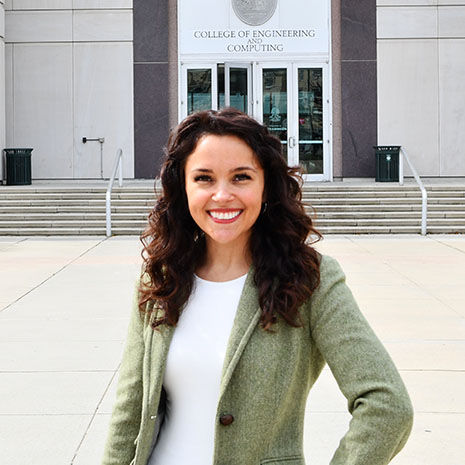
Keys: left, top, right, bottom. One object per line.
{"left": 180, "top": 64, "right": 218, "bottom": 118}
{"left": 294, "top": 65, "right": 327, "bottom": 179}
{"left": 256, "top": 64, "right": 291, "bottom": 160}
{"left": 256, "top": 63, "right": 328, "bottom": 179}
{"left": 224, "top": 63, "right": 253, "bottom": 115}
{"left": 180, "top": 61, "right": 330, "bottom": 181}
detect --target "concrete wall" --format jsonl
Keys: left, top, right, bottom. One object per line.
{"left": 4, "top": 0, "right": 134, "bottom": 179}
{"left": 377, "top": 0, "right": 465, "bottom": 176}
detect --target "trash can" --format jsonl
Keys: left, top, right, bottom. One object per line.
{"left": 374, "top": 146, "right": 400, "bottom": 182}
{"left": 4, "top": 148, "right": 33, "bottom": 185}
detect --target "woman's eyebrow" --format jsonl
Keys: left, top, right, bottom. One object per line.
{"left": 231, "top": 166, "right": 257, "bottom": 172}
{"left": 190, "top": 166, "right": 257, "bottom": 173}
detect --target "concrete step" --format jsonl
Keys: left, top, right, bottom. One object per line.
{"left": 0, "top": 227, "right": 108, "bottom": 235}
{"left": 313, "top": 218, "right": 465, "bottom": 227}
{"left": 317, "top": 225, "right": 465, "bottom": 234}
{"left": 304, "top": 191, "right": 465, "bottom": 199}
{"left": 1, "top": 197, "right": 464, "bottom": 208}
{"left": 2, "top": 210, "right": 465, "bottom": 222}
{"left": 314, "top": 211, "right": 465, "bottom": 219}
{"left": 1, "top": 225, "right": 464, "bottom": 235}
{"left": 1, "top": 217, "right": 463, "bottom": 229}
{"left": 0, "top": 192, "right": 158, "bottom": 201}
{"left": 0, "top": 199, "right": 156, "bottom": 207}
{"left": 1, "top": 203, "right": 464, "bottom": 214}
{"left": 311, "top": 204, "right": 462, "bottom": 211}
{"left": 316, "top": 225, "right": 423, "bottom": 234}
{"left": 1, "top": 190, "right": 464, "bottom": 201}
{"left": 2, "top": 183, "right": 464, "bottom": 192}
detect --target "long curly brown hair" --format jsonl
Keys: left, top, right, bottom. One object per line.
{"left": 139, "top": 108, "right": 322, "bottom": 331}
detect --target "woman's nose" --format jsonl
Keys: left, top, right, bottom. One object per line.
{"left": 211, "top": 184, "right": 234, "bottom": 203}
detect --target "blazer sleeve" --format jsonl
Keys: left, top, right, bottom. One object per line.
{"left": 309, "top": 255, "right": 414, "bottom": 465}
{"left": 101, "top": 279, "right": 145, "bottom": 465}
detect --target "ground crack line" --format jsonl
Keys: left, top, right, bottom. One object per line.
{"left": 70, "top": 366, "right": 120, "bottom": 464}
{"left": 0, "top": 237, "right": 108, "bottom": 313}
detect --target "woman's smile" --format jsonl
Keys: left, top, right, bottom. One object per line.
{"left": 207, "top": 208, "right": 243, "bottom": 223}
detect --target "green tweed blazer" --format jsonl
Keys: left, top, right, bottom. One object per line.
{"left": 101, "top": 255, "right": 413, "bottom": 465}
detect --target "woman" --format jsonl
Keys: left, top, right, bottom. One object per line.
{"left": 102, "top": 108, "right": 413, "bottom": 465}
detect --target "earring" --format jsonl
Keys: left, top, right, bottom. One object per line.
{"left": 262, "top": 202, "right": 268, "bottom": 214}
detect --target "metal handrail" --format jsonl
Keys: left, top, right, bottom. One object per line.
{"left": 399, "top": 147, "right": 427, "bottom": 235}
{"left": 106, "top": 148, "right": 123, "bottom": 237}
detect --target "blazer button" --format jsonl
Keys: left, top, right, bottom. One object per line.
{"left": 219, "top": 414, "right": 234, "bottom": 426}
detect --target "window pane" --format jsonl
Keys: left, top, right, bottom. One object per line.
{"left": 298, "top": 68, "right": 323, "bottom": 174}
{"left": 229, "top": 68, "right": 248, "bottom": 113}
{"left": 188, "top": 69, "right": 212, "bottom": 114}
{"left": 299, "top": 143, "right": 323, "bottom": 175}
{"left": 262, "top": 68, "right": 287, "bottom": 158}
{"left": 217, "top": 64, "right": 225, "bottom": 109}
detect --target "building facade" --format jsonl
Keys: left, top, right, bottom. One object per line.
{"left": 1, "top": 0, "right": 464, "bottom": 182}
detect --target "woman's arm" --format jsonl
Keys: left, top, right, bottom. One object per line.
{"left": 309, "top": 255, "right": 414, "bottom": 465}
{"left": 101, "top": 280, "right": 145, "bottom": 465}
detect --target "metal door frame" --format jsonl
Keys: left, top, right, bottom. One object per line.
{"left": 179, "top": 63, "right": 218, "bottom": 119}
{"left": 290, "top": 62, "right": 330, "bottom": 181}
{"left": 224, "top": 62, "right": 253, "bottom": 115}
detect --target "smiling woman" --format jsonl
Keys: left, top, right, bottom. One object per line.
{"left": 101, "top": 108, "right": 413, "bottom": 465}
{"left": 139, "top": 108, "right": 321, "bottom": 329}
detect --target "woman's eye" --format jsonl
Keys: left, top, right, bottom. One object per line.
{"left": 233, "top": 173, "right": 251, "bottom": 181}
{"left": 194, "top": 175, "right": 212, "bottom": 182}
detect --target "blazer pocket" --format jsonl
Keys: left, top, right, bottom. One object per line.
{"left": 260, "top": 455, "right": 304, "bottom": 464}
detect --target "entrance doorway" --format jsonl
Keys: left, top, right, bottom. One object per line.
{"left": 180, "top": 62, "right": 330, "bottom": 181}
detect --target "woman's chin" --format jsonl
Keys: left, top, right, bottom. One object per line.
{"left": 205, "top": 232, "right": 250, "bottom": 249}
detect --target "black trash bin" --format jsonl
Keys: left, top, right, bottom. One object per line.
{"left": 374, "top": 146, "right": 400, "bottom": 182}
{"left": 4, "top": 148, "right": 33, "bottom": 185}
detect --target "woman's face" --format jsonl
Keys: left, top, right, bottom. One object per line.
{"left": 184, "top": 134, "right": 265, "bottom": 252}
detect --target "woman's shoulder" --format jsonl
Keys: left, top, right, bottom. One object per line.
{"left": 316, "top": 253, "right": 346, "bottom": 283}
{"left": 305, "top": 252, "right": 349, "bottom": 309}
{"left": 132, "top": 270, "right": 161, "bottom": 321}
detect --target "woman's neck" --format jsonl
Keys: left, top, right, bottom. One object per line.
{"left": 195, "top": 240, "right": 251, "bottom": 282}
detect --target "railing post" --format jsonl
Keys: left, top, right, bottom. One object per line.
{"left": 118, "top": 156, "right": 123, "bottom": 188}
{"left": 106, "top": 190, "right": 112, "bottom": 237}
{"left": 106, "top": 149, "right": 123, "bottom": 237}
{"left": 399, "top": 147, "right": 427, "bottom": 236}
{"left": 399, "top": 150, "right": 404, "bottom": 186}
{"left": 421, "top": 189, "right": 427, "bottom": 236}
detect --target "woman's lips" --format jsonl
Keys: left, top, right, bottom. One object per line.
{"left": 207, "top": 209, "right": 243, "bottom": 223}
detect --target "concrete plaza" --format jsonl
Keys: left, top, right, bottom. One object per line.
{"left": 0, "top": 235, "right": 464, "bottom": 465}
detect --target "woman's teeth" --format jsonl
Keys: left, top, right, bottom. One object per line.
{"left": 209, "top": 210, "right": 241, "bottom": 220}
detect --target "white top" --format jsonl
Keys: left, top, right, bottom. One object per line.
{"left": 148, "top": 273, "right": 248, "bottom": 465}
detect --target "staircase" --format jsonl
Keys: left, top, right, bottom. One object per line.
{"left": 0, "top": 183, "right": 464, "bottom": 235}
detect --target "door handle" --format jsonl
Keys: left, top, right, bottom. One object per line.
{"left": 288, "top": 136, "right": 297, "bottom": 149}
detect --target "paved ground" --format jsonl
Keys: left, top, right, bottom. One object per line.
{"left": 0, "top": 235, "right": 464, "bottom": 465}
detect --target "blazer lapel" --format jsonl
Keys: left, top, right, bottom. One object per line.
{"left": 218, "top": 267, "right": 261, "bottom": 399}
{"left": 147, "top": 309, "right": 175, "bottom": 406}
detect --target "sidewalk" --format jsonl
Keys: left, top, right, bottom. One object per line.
{"left": 0, "top": 235, "right": 464, "bottom": 465}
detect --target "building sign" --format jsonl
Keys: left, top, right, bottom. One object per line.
{"left": 178, "top": 0, "right": 329, "bottom": 57}
{"left": 232, "top": 0, "right": 278, "bottom": 26}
